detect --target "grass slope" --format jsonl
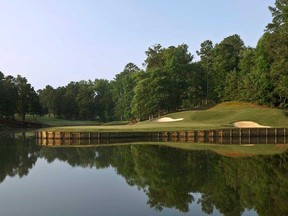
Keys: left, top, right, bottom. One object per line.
{"left": 45, "top": 102, "right": 288, "bottom": 132}
{"left": 21, "top": 115, "right": 102, "bottom": 126}
{"left": 167, "top": 102, "right": 288, "bottom": 127}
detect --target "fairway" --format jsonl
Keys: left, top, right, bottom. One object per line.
{"left": 43, "top": 102, "right": 288, "bottom": 132}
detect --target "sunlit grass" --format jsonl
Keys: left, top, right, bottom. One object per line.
{"left": 43, "top": 101, "right": 288, "bottom": 132}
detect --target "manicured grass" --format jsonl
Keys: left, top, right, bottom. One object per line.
{"left": 102, "top": 121, "right": 130, "bottom": 126}
{"left": 22, "top": 115, "right": 101, "bottom": 126}
{"left": 167, "top": 102, "right": 288, "bottom": 127}
{"left": 43, "top": 101, "right": 288, "bottom": 132}
{"left": 22, "top": 115, "right": 130, "bottom": 127}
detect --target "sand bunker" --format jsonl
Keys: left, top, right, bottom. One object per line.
{"left": 233, "top": 121, "right": 270, "bottom": 128}
{"left": 157, "top": 117, "right": 184, "bottom": 123}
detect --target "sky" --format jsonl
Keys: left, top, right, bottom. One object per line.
{"left": 0, "top": 0, "right": 275, "bottom": 90}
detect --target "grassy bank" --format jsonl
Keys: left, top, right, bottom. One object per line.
{"left": 18, "top": 115, "right": 102, "bottom": 126}
{"left": 1, "top": 115, "right": 129, "bottom": 131}
{"left": 42, "top": 102, "right": 288, "bottom": 132}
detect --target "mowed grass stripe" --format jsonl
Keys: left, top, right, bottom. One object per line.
{"left": 42, "top": 102, "right": 288, "bottom": 132}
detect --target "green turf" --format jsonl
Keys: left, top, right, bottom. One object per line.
{"left": 101, "top": 121, "right": 130, "bottom": 126}
{"left": 22, "top": 115, "right": 101, "bottom": 126}
{"left": 41, "top": 101, "right": 288, "bottom": 132}
{"left": 23, "top": 115, "right": 130, "bottom": 127}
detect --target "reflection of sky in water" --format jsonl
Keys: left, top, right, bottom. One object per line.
{"left": 0, "top": 158, "right": 256, "bottom": 216}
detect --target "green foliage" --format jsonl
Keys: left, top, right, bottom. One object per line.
{"left": 38, "top": 79, "right": 114, "bottom": 121}
{"left": 2, "top": 0, "right": 288, "bottom": 122}
{"left": 0, "top": 75, "right": 18, "bottom": 117}
{"left": 266, "top": 0, "right": 288, "bottom": 33}
{"left": 182, "top": 62, "right": 206, "bottom": 108}
{"left": 260, "top": 1, "right": 288, "bottom": 107}
{"left": 112, "top": 63, "right": 140, "bottom": 120}
{"left": 76, "top": 81, "right": 96, "bottom": 120}
{"left": 0, "top": 74, "right": 40, "bottom": 120}
{"left": 131, "top": 74, "right": 157, "bottom": 119}
{"left": 211, "top": 34, "right": 244, "bottom": 100}
{"left": 94, "top": 79, "right": 114, "bottom": 121}
{"left": 38, "top": 85, "right": 55, "bottom": 116}
{"left": 132, "top": 44, "right": 195, "bottom": 119}
{"left": 222, "top": 69, "right": 239, "bottom": 101}
{"left": 237, "top": 48, "right": 256, "bottom": 101}
{"left": 238, "top": 47, "right": 256, "bottom": 76}
{"left": 197, "top": 40, "right": 214, "bottom": 102}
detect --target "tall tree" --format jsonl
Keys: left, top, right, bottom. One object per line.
{"left": 211, "top": 34, "right": 245, "bottom": 100}
{"left": 264, "top": 0, "right": 288, "bottom": 107}
{"left": 144, "top": 44, "right": 165, "bottom": 70}
{"left": 162, "top": 44, "right": 193, "bottom": 111}
{"left": 131, "top": 74, "right": 154, "bottom": 120}
{"left": 62, "top": 82, "right": 79, "bottom": 119}
{"left": 50, "top": 87, "right": 66, "bottom": 119}
{"left": 137, "top": 44, "right": 193, "bottom": 118}
{"left": 113, "top": 63, "right": 140, "bottom": 120}
{"left": 266, "top": 0, "right": 288, "bottom": 33}
{"left": 15, "top": 75, "right": 37, "bottom": 121}
{"left": 94, "top": 79, "right": 114, "bottom": 121}
{"left": 246, "top": 33, "right": 274, "bottom": 105}
{"left": 180, "top": 62, "right": 206, "bottom": 108}
{"left": 28, "top": 90, "right": 42, "bottom": 116}
{"left": 38, "top": 85, "right": 55, "bottom": 117}
{"left": 197, "top": 40, "right": 214, "bottom": 103}
{"left": 3, "top": 76, "right": 18, "bottom": 118}
{"left": 76, "top": 81, "right": 96, "bottom": 120}
{"left": 237, "top": 47, "right": 256, "bottom": 101}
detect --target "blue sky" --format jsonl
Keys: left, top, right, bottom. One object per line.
{"left": 0, "top": 0, "right": 275, "bottom": 90}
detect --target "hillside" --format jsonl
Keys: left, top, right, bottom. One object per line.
{"left": 165, "top": 102, "right": 288, "bottom": 127}
{"left": 45, "top": 102, "right": 288, "bottom": 132}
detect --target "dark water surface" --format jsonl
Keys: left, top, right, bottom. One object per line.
{"left": 1, "top": 134, "right": 288, "bottom": 216}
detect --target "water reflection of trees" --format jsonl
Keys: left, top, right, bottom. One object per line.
{"left": 0, "top": 134, "right": 40, "bottom": 183}
{"left": 1, "top": 141, "right": 288, "bottom": 215}
{"left": 40, "top": 145, "right": 288, "bottom": 215}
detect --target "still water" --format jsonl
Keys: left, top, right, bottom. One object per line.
{"left": 1, "top": 134, "right": 288, "bottom": 216}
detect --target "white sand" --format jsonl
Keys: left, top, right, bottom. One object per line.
{"left": 157, "top": 117, "right": 184, "bottom": 123}
{"left": 233, "top": 121, "right": 270, "bottom": 128}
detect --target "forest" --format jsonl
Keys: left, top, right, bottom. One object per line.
{"left": 0, "top": 0, "right": 287, "bottom": 122}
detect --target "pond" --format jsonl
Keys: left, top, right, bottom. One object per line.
{"left": 1, "top": 133, "right": 288, "bottom": 216}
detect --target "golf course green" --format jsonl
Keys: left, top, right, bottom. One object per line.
{"left": 36, "top": 102, "right": 288, "bottom": 132}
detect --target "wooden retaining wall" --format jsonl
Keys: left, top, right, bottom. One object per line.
{"left": 35, "top": 128, "right": 288, "bottom": 146}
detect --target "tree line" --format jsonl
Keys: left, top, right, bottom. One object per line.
{"left": 0, "top": 0, "right": 287, "bottom": 122}
{"left": 0, "top": 73, "right": 41, "bottom": 121}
